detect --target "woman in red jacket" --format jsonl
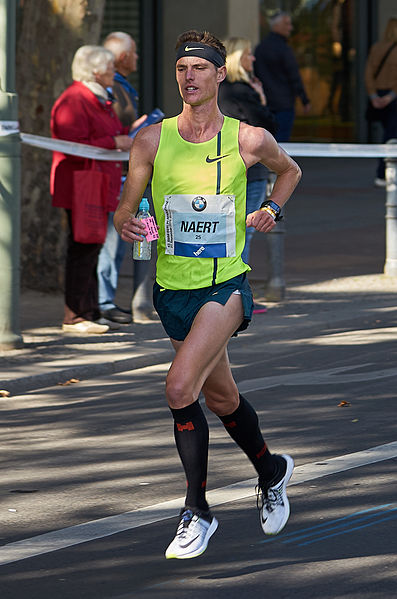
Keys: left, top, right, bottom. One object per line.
{"left": 50, "top": 45, "right": 132, "bottom": 334}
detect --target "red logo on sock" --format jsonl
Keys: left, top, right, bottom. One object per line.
{"left": 177, "top": 421, "right": 195, "bottom": 432}
{"left": 224, "top": 420, "right": 237, "bottom": 428}
{"left": 256, "top": 443, "right": 268, "bottom": 459}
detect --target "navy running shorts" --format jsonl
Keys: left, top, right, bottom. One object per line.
{"left": 153, "top": 272, "right": 253, "bottom": 341}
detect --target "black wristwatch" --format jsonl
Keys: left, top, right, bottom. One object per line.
{"left": 260, "top": 200, "right": 283, "bottom": 221}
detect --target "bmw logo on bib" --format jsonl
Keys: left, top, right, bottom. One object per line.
{"left": 192, "top": 196, "right": 207, "bottom": 212}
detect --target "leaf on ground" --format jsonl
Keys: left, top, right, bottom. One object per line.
{"left": 57, "top": 378, "right": 80, "bottom": 386}
{"left": 0, "top": 389, "right": 10, "bottom": 397}
{"left": 338, "top": 400, "right": 351, "bottom": 407}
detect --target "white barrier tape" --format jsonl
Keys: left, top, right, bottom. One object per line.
{"left": 19, "top": 132, "right": 397, "bottom": 160}
{"left": 282, "top": 142, "right": 397, "bottom": 158}
{"left": 20, "top": 132, "right": 129, "bottom": 161}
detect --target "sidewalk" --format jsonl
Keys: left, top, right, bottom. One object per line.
{"left": 1, "top": 157, "right": 396, "bottom": 396}
{"left": 0, "top": 281, "right": 174, "bottom": 396}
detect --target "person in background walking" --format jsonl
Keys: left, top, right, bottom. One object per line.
{"left": 365, "top": 17, "right": 397, "bottom": 188}
{"left": 254, "top": 10, "right": 311, "bottom": 142}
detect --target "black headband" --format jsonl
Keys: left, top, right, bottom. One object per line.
{"left": 175, "top": 42, "right": 225, "bottom": 68}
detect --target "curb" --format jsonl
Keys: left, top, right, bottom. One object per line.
{"left": 0, "top": 348, "right": 175, "bottom": 397}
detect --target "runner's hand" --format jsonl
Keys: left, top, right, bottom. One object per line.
{"left": 246, "top": 209, "right": 277, "bottom": 233}
{"left": 120, "top": 216, "right": 148, "bottom": 243}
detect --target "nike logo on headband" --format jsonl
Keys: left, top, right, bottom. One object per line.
{"left": 185, "top": 46, "right": 204, "bottom": 52}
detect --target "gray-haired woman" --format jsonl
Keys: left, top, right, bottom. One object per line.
{"left": 50, "top": 45, "right": 132, "bottom": 334}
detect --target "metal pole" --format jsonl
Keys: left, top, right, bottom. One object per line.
{"left": 384, "top": 140, "right": 397, "bottom": 276}
{"left": 0, "top": 0, "right": 23, "bottom": 349}
{"left": 264, "top": 171, "right": 286, "bottom": 301}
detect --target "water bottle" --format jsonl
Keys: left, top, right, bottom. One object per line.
{"left": 133, "top": 198, "right": 152, "bottom": 260}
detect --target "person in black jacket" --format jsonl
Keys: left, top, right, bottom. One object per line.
{"left": 218, "top": 37, "right": 277, "bottom": 278}
{"left": 254, "top": 11, "right": 310, "bottom": 141}
{"left": 98, "top": 32, "right": 158, "bottom": 325}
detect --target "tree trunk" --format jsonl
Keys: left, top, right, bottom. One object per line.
{"left": 16, "top": 0, "right": 106, "bottom": 291}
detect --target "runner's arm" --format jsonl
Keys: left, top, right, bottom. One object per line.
{"left": 239, "top": 124, "right": 301, "bottom": 232}
{"left": 113, "top": 124, "right": 160, "bottom": 243}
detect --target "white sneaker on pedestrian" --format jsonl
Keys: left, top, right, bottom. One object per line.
{"left": 165, "top": 508, "right": 218, "bottom": 559}
{"left": 257, "top": 454, "right": 294, "bottom": 535}
{"left": 62, "top": 320, "right": 109, "bottom": 334}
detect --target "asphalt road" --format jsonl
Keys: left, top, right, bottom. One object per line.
{"left": 1, "top": 157, "right": 396, "bottom": 597}
{"left": 1, "top": 298, "right": 396, "bottom": 598}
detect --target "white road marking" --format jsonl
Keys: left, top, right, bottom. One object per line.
{"left": 0, "top": 441, "right": 396, "bottom": 567}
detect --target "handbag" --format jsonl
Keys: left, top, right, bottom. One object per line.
{"left": 72, "top": 160, "right": 109, "bottom": 244}
{"left": 365, "top": 42, "right": 397, "bottom": 122}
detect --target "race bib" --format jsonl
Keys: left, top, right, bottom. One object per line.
{"left": 163, "top": 194, "right": 236, "bottom": 258}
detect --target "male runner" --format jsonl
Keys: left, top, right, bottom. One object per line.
{"left": 114, "top": 30, "right": 301, "bottom": 560}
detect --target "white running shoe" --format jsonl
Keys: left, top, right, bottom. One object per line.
{"left": 165, "top": 508, "right": 218, "bottom": 559}
{"left": 257, "top": 454, "right": 294, "bottom": 535}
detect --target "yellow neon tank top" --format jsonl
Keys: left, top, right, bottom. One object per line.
{"left": 152, "top": 115, "right": 250, "bottom": 290}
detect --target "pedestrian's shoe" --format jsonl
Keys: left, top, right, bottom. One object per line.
{"left": 133, "top": 310, "right": 160, "bottom": 324}
{"left": 165, "top": 508, "right": 218, "bottom": 559}
{"left": 62, "top": 320, "right": 109, "bottom": 334}
{"left": 374, "top": 177, "right": 387, "bottom": 188}
{"left": 116, "top": 305, "right": 132, "bottom": 315}
{"left": 253, "top": 302, "right": 267, "bottom": 315}
{"left": 100, "top": 307, "right": 132, "bottom": 324}
{"left": 257, "top": 454, "right": 294, "bottom": 535}
{"left": 95, "top": 317, "right": 121, "bottom": 331}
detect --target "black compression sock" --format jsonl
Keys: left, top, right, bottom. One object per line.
{"left": 170, "top": 400, "right": 209, "bottom": 512}
{"left": 219, "top": 394, "right": 278, "bottom": 482}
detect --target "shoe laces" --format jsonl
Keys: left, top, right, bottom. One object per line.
{"left": 176, "top": 509, "right": 201, "bottom": 541}
{"left": 256, "top": 481, "right": 284, "bottom": 514}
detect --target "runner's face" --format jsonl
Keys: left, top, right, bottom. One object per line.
{"left": 176, "top": 56, "right": 224, "bottom": 106}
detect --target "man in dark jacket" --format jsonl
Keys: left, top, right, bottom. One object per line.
{"left": 254, "top": 11, "right": 311, "bottom": 141}
{"left": 97, "top": 32, "right": 156, "bottom": 325}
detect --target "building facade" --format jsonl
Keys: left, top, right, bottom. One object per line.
{"left": 100, "top": 0, "right": 397, "bottom": 143}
